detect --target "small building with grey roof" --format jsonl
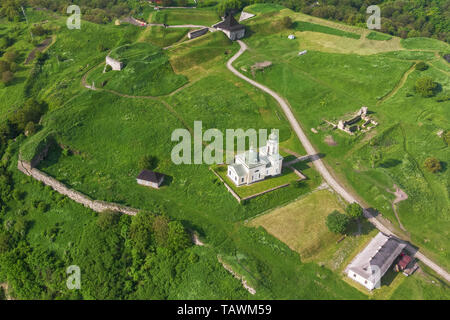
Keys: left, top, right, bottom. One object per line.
{"left": 137, "top": 169, "right": 165, "bottom": 189}
{"left": 213, "top": 13, "right": 245, "bottom": 41}
{"left": 345, "top": 232, "right": 406, "bottom": 290}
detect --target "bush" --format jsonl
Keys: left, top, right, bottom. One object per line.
{"left": 414, "top": 76, "right": 438, "bottom": 97}
{"left": 105, "top": 64, "right": 112, "bottom": 72}
{"left": 0, "top": 60, "right": 10, "bottom": 73}
{"left": 24, "top": 121, "right": 37, "bottom": 136}
{"left": 415, "top": 62, "right": 428, "bottom": 71}
{"left": 97, "top": 210, "right": 120, "bottom": 230}
{"left": 326, "top": 210, "right": 350, "bottom": 234}
{"left": 138, "top": 155, "right": 159, "bottom": 171}
{"left": 424, "top": 157, "right": 442, "bottom": 173}
{"left": 1, "top": 71, "right": 14, "bottom": 85}
{"left": 443, "top": 130, "right": 450, "bottom": 145}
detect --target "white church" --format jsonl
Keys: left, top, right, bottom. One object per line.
{"left": 227, "top": 130, "right": 283, "bottom": 186}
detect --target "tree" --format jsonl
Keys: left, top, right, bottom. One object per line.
{"left": 1, "top": 71, "right": 14, "bottom": 86}
{"left": 415, "top": 76, "right": 438, "bottom": 97}
{"left": 167, "top": 221, "right": 190, "bottom": 252}
{"left": 424, "top": 157, "right": 442, "bottom": 173}
{"left": 326, "top": 210, "right": 350, "bottom": 234}
{"left": 345, "top": 203, "right": 364, "bottom": 219}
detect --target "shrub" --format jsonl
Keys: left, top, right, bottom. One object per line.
{"left": 424, "top": 157, "right": 442, "bottom": 173}
{"left": 414, "top": 76, "right": 438, "bottom": 97}
{"left": 415, "top": 61, "right": 428, "bottom": 71}
{"left": 138, "top": 155, "right": 159, "bottom": 171}
{"left": 97, "top": 210, "right": 120, "bottom": 230}
{"left": 3, "top": 50, "right": 18, "bottom": 63}
{"left": 443, "top": 130, "right": 450, "bottom": 145}
{"left": 326, "top": 210, "right": 350, "bottom": 234}
{"left": 24, "top": 121, "right": 37, "bottom": 136}
{"left": 1, "top": 71, "right": 14, "bottom": 85}
{"left": 105, "top": 64, "right": 112, "bottom": 72}
{"left": 0, "top": 60, "right": 10, "bottom": 72}
{"left": 37, "top": 201, "right": 48, "bottom": 213}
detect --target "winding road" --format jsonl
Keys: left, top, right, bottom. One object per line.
{"left": 227, "top": 40, "right": 450, "bottom": 283}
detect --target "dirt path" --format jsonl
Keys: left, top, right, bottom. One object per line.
{"left": 377, "top": 62, "right": 417, "bottom": 105}
{"left": 227, "top": 40, "right": 450, "bottom": 283}
{"left": 386, "top": 184, "right": 408, "bottom": 232}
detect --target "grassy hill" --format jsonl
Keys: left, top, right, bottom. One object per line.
{"left": 0, "top": 3, "right": 448, "bottom": 300}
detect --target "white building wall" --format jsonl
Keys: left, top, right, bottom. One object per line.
{"left": 347, "top": 270, "right": 376, "bottom": 290}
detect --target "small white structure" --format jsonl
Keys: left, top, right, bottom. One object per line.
{"left": 288, "top": 34, "right": 295, "bottom": 40}
{"left": 105, "top": 56, "right": 123, "bottom": 71}
{"left": 137, "top": 170, "right": 165, "bottom": 189}
{"left": 239, "top": 11, "right": 255, "bottom": 22}
{"left": 213, "top": 14, "right": 245, "bottom": 41}
{"left": 188, "top": 28, "right": 209, "bottom": 39}
{"left": 346, "top": 232, "right": 406, "bottom": 290}
{"left": 227, "top": 130, "right": 283, "bottom": 186}
{"left": 298, "top": 50, "right": 307, "bottom": 56}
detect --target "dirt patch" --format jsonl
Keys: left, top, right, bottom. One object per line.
{"left": 386, "top": 184, "right": 408, "bottom": 232}
{"left": 25, "top": 37, "right": 52, "bottom": 65}
{"left": 324, "top": 135, "right": 337, "bottom": 146}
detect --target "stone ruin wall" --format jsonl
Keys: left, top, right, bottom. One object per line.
{"left": 17, "top": 160, "right": 138, "bottom": 216}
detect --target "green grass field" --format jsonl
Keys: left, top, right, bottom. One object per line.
{"left": 87, "top": 42, "right": 188, "bottom": 96}
{"left": 1, "top": 4, "right": 449, "bottom": 300}
{"left": 231, "top": 8, "right": 450, "bottom": 272}
{"left": 151, "top": 8, "right": 220, "bottom": 26}
{"left": 366, "top": 31, "right": 392, "bottom": 41}
{"left": 293, "top": 21, "right": 361, "bottom": 39}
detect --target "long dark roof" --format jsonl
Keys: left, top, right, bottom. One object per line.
{"left": 137, "top": 170, "right": 164, "bottom": 183}
{"left": 214, "top": 14, "right": 245, "bottom": 31}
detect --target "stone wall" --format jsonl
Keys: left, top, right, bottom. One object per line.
{"left": 188, "top": 28, "right": 209, "bottom": 39}
{"left": 18, "top": 160, "right": 138, "bottom": 216}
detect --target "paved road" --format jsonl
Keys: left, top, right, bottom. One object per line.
{"left": 227, "top": 40, "right": 450, "bottom": 283}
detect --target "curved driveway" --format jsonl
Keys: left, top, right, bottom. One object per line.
{"left": 227, "top": 40, "right": 450, "bottom": 283}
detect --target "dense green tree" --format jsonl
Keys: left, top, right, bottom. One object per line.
{"left": 326, "top": 210, "right": 350, "bottom": 234}
{"left": 345, "top": 203, "right": 364, "bottom": 219}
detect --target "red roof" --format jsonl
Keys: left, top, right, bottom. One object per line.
{"left": 398, "top": 255, "right": 412, "bottom": 269}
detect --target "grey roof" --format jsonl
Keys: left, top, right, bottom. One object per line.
{"left": 346, "top": 232, "right": 406, "bottom": 282}
{"left": 137, "top": 170, "right": 164, "bottom": 183}
{"left": 214, "top": 14, "right": 245, "bottom": 32}
{"left": 229, "top": 163, "right": 246, "bottom": 177}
